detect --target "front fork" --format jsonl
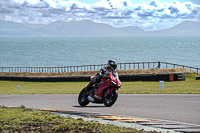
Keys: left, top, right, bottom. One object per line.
{"left": 105, "top": 88, "right": 114, "bottom": 101}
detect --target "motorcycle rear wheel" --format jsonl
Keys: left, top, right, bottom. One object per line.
{"left": 103, "top": 89, "right": 118, "bottom": 107}
{"left": 78, "top": 88, "right": 89, "bottom": 106}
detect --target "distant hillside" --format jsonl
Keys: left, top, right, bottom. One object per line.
{"left": 148, "top": 21, "right": 200, "bottom": 36}
{"left": 0, "top": 20, "right": 199, "bottom": 37}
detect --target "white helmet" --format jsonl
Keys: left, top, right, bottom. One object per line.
{"left": 107, "top": 60, "right": 117, "bottom": 70}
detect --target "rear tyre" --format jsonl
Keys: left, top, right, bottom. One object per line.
{"left": 78, "top": 88, "right": 89, "bottom": 106}
{"left": 103, "top": 89, "right": 118, "bottom": 107}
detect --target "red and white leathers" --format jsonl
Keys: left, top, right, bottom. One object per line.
{"left": 86, "top": 65, "right": 119, "bottom": 90}
{"left": 98, "top": 66, "right": 119, "bottom": 80}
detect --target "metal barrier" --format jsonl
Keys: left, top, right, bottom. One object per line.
{"left": 0, "top": 62, "right": 199, "bottom": 74}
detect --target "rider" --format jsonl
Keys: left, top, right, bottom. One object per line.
{"left": 85, "top": 60, "right": 119, "bottom": 92}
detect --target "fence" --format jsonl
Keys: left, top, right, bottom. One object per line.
{"left": 0, "top": 61, "right": 199, "bottom": 74}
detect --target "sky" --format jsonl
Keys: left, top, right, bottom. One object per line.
{"left": 0, "top": 0, "right": 200, "bottom": 31}
{"left": 79, "top": 0, "right": 200, "bottom": 5}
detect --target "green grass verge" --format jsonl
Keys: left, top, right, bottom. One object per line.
{"left": 0, "top": 107, "right": 140, "bottom": 132}
{"left": 0, "top": 73, "right": 199, "bottom": 94}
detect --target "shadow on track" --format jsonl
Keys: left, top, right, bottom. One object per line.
{"left": 73, "top": 105, "right": 106, "bottom": 108}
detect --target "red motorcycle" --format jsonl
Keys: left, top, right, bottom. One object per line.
{"left": 78, "top": 74, "right": 122, "bottom": 107}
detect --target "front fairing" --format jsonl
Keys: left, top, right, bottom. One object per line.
{"left": 116, "top": 80, "right": 122, "bottom": 89}
{"left": 93, "top": 74, "right": 122, "bottom": 100}
{"left": 109, "top": 74, "right": 122, "bottom": 89}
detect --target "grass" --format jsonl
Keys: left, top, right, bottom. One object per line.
{"left": 0, "top": 72, "right": 199, "bottom": 132}
{"left": 0, "top": 81, "right": 87, "bottom": 94}
{"left": 0, "top": 73, "right": 199, "bottom": 94}
{"left": 0, "top": 107, "right": 141, "bottom": 132}
{"left": 121, "top": 73, "right": 200, "bottom": 94}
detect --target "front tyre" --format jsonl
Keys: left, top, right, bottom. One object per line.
{"left": 103, "top": 89, "right": 118, "bottom": 107}
{"left": 78, "top": 88, "right": 89, "bottom": 106}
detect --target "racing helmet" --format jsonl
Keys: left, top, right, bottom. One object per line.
{"left": 107, "top": 60, "right": 117, "bottom": 70}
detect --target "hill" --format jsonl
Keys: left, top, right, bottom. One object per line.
{"left": 148, "top": 21, "right": 200, "bottom": 36}
{"left": 0, "top": 20, "right": 199, "bottom": 37}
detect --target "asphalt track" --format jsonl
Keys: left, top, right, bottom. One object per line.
{"left": 0, "top": 94, "right": 200, "bottom": 126}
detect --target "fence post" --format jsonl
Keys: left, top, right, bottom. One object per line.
{"left": 124, "top": 63, "right": 126, "bottom": 70}
{"left": 143, "top": 62, "right": 144, "bottom": 69}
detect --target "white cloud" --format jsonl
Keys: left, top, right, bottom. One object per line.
{"left": 0, "top": 0, "right": 199, "bottom": 31}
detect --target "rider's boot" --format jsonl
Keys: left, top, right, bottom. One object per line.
{"left": 85, "top": 81, "right": 93, "bottom": 92}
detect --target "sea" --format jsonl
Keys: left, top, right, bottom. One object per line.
{"left": 0, "top": 36, "right": 200, "bottom": 68}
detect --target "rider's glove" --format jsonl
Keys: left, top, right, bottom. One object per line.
{"left": 100, "top": 74, "right": 110, "bottom": 79}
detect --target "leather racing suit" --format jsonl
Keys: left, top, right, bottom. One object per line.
{"left": 85, "top": 65, "right": 119, "bottom": 91}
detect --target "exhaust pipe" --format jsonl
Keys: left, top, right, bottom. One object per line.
{"left": 88, "top": 96, "right": 94, "bottom": 102}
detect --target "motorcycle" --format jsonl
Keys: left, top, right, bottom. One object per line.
{"left": 78, "top": 74, "right": 122, "bottom": 107}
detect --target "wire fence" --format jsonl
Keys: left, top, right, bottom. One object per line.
{"left": 0, "top": 61, "right": 199, "bottom": 74}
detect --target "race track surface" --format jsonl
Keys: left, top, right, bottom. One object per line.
{"left": 0, "top": 94, "right": 200, "bottom": 125}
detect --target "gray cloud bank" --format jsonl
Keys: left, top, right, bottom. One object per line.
{"left": 0, "top": 0, "right": 200, "bottom": 31}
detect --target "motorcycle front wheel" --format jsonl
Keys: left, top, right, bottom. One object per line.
{"left": 103, "top": 89, "right": 118, "bottom": 107}
{"left": 78, "top": 88, "right": 89, "bottom": 106}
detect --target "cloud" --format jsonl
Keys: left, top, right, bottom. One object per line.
{"left": 0, "top": 0, "right": 199, "bottom": 31}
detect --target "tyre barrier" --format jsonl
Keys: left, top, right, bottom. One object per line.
{"left": 120, "top": 73, "right": 185, "bottom": 81}
{"left": 0, "top": 73, "right": 185, "bottom": 82}
{"left": 0, "top": 76, "right": 91, "bottom": 82}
